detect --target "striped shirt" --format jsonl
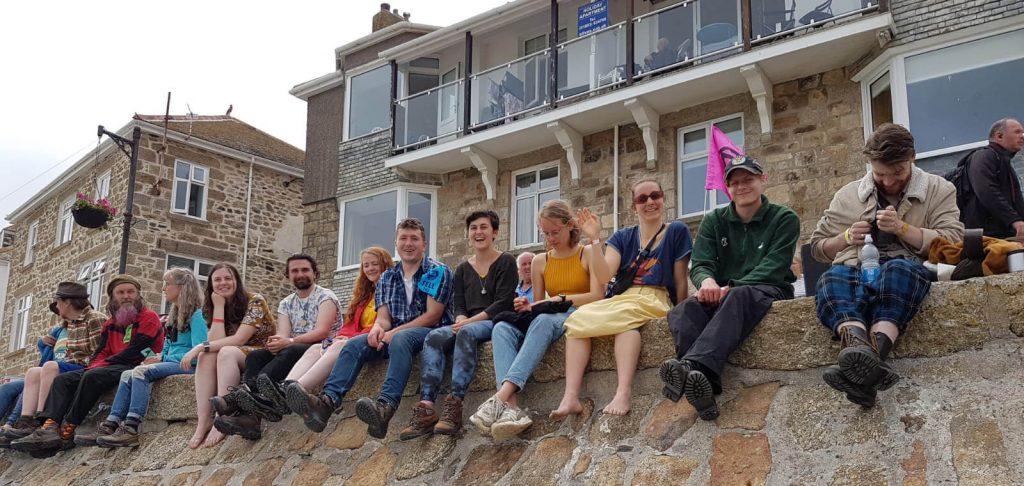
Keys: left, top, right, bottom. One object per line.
{"left": 63, "top": 309, "right": 107, "bottom": 366}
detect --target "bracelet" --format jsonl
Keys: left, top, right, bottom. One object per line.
{"left": 843, "top": 228, "right": 853, "bottom": 245}
{"left": 899, "top": 222, "right": 909, "bottom": 235}
{"left": 212, "top": 318, "right": 225, "bottom": 324}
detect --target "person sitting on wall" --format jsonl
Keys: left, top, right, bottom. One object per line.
{"left": 551, "top": 180, "right": 692, "bottom": 418}
{"left": 0, "top": 325, "right": 62, "bottom": 447}
{"left": 286, "top": 218, "right": 454, "bottom": 439}
{"left": 213, "top": 254, "right": 343, "bottom": 440}
{"left": 76, "top": 268, "right": 208, "bottom": 448}
{"left": 399, "top": 210, "right": 518, "bottom": 440}
{"left": 811, "top": 123, "right": 963, "bottom": 408}
{"left": 182, "top": 263, "right": 275, "bottom": 448}
{"left": 279, "top": 247, "right": 393, "bottom": 408}
{"left": 959, "top": 118, "right": 1024, "bottom": 238}
{"left": 515, "top": 251, "right": 536, "bottom": 304}
{"left": 469, "top": 199, "right": 605, "bottom": 440}
{"left": 11, "top": 275, "right": 164, "bottom": 452}
{"left": 2, "top": 282, "right": 106, "bottom": 447}
{"left": 661, "top": 156, "right": 800, "bottom": 421}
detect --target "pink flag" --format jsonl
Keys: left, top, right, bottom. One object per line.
{"left": 705, "top": 125, "right": 745, "bottom": 200}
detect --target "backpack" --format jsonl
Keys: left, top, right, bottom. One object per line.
{"left": 943, "top": 149, "right": 981, "bottom": 211}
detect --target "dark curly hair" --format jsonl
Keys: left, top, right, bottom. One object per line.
{"left": 863, "top": 123, "right": 915, "bottom": 166}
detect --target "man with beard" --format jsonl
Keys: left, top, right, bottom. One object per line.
{"left": 213, "top": 254, "right": 342, "bottom": 439}
{"left": 12, "top": 275, "right": 164, "bottom": 451}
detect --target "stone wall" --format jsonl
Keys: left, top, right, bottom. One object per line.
{"left": 890, "top": 0, "right": 1024, "bottom": 46}
{"left": 2, "top": 273, "right": 1023, "bottom": 485}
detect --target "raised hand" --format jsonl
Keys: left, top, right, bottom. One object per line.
{"left": 576, "top": 207, "right": 602, "bottom": 242}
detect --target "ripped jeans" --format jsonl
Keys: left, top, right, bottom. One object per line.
{"left": 418, "top": 321, "right": 494, "bottom": 401}
{"left": 107, "top": 361, "right": 191, "bottom": 422}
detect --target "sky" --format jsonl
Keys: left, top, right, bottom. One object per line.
{"left": 0, "top": 0, "right": 510, "bottom": 228}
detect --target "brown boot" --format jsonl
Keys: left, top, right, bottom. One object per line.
{"left": 4, "top": 415, "right": 38, "bottom": 439}
{"left": 355, "top": 397, "right": 396, "bottom": 440}
{"left": 399, "top": 401, "right": 438, "bottom": 441}
{"left": 433, "top": 395, "right": 463, "bottom": 436}
{"left": 73, "top": 420, "right": 118, "bottom": 447}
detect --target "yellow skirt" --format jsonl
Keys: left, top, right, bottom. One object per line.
{"left": 563, "top": 286, "right": 671, "bottom": 338}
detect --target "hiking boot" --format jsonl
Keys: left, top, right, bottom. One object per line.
{"left": 659, "top": 358, "right": 691, "bottom": 403}
{"left": 434, "top": 395, "right": 464, "bottom": 436}
{"left": 285, "top": 382, "right": 340, "bottom": 433}
{"left": 235, "top": 384, "right": 284, "bottom": 423}
{"left": 685, "top": 369, "right": 719, "bottom": 421}
{"left": 490, "top": 404, "right": 532, "bottom": 441}
{"left": 210, "top": 385, "right": 250, "bottom": 416}
{"left": 837, "top": 326, "right": 899, "bottom": 389}
{"left": 0, "top": 435, "right": 13, "bottom": 449}
{"left": 872, "top": 332, "right": 900, "bottom": 391}
{"left": 73, "top": 420, "right": 117, "bottom": 447}
{"left": 469, "top": 394, "right": 505, "bottom": 436}
{"left": 213, "top": 414, "right": 262, "bottom": 441}
{"left": 5, "top": 416, "right": 38, "bottom": 439}
{"left": 399, "top": 402, "right": 439, "bottom": 441}
{"left": 256, "top": 374, "right": 292, "bottom": 416}
{"left": 822, "top": 365, "right": 876, "bottom": 408}
{"left": 10, "top": 421, "right": 67, "bottom": 452}
{"left": 96, "top": 423, "right": 140, "bottom": 448}
{"left": 355, "top": 397, "right": 396, "bottom": 440}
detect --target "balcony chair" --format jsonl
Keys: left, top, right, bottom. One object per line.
{"left": 799, "top": 0, "right": 834, "bottom": 25}
{"left": 696, "top": 23, "right": 738, "bottom": 56}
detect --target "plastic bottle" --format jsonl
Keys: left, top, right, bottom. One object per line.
{"left": 860, "top": 234, "right": 881, "bottom": 286}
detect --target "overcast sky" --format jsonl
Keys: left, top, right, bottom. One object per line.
{"left": 0, "top": 0, "right": 509, "bottom": 228}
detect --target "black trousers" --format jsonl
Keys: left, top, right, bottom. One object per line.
{"left": 667, "top": 285, "right": 783, "bottom": 391}
{"left": 41, "top": 365, "right": 130, "bottom": 425}
{"left": 242, "top": 344, "right": 312, "bottom": 388}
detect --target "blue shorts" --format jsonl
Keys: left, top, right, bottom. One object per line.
{"left": 58, "top": 362, "right": 85, "bottom": 373}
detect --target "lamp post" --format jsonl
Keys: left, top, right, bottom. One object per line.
{"left": 97, "top": 124, "right": 142, "bottom": 274}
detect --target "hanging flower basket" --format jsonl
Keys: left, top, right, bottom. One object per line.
{"left": 72, "top": 193, "right": 117, "bottom": 229}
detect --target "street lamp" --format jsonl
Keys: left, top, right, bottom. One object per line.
{"left": 97, "top": 124, "right": 142, "bottom": 274}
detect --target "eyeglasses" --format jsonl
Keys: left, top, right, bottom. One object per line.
{"left": 633, "top": 190, "right": 664, "bottom": 205}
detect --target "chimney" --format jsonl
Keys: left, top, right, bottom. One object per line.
{"left": 372, "top": 3, "right": 405, "bottom": 32}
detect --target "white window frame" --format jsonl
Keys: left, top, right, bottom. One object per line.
{"left": 10, "top": 294, "right": 32, "bottom": 352}
{"left": 859, "top": 25, "right": 1024, "bottom": 160}
{"left": 23, "top": 220, "right": 39, "bottom": 266}
{"left": 336, "top": 184, "right": 439, "bottom": 271}
{"left": 343, "top": 61, "right": 392, "bottom": 143}
{"left": 677, "top": 113, "right": 744, "bottom": 219}
{"left": 96, "top": 170, "right": 112, "bottom": 200}
{"left": 78, "top": 259, "right": 107, "bottom": 310}
{"left": 510, "top": 161, "right": 561, "bottom": 249}
{"left": 163, "top": 253, "right": 216, "bottom": 313}
{"left": 171, "top": 160, "right": 209, "bottom": 220}
{"left": 56, "top": 195, "right": 74, "bottom": 245}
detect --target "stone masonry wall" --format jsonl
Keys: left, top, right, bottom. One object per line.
{"left": 890, "top": 0, "right": 1024, "bottom": 46}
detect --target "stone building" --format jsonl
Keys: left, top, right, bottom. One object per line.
{"left": 0, "top": 114, "right": 304, "bottom": 374}
{"left": 292, "top": 1, "right": 1024, "bottom": 300}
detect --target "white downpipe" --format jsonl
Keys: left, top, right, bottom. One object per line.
{"left": 241, "top": 156, "right": 255, "bottom": 280}
{"left": 613, "top": 124, "right": 620, "bottom": 232}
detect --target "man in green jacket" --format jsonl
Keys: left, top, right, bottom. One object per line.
{"left": 660, "top": 156, "right": 799, "bottom": 421}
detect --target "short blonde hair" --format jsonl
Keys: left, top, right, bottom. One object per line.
{"left": 538, "top": 199, "right": 581, "bottom": 247}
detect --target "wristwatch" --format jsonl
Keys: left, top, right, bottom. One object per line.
{"left": 559, "top": 293, "right": 567, "bottom": 303}
{"left": 202, "top": 341, "right": 210, "bottom": 353}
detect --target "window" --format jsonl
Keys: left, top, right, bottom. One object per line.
{"left": 171, "top": 161, "right": 208, "bottom": 219}
{"left": 524, "top": 29, "right": 567, "bottom": 56}
{"left": 56, "top": 196, "right": 74, "bottom": 245}
{"left": 678, "top": 115, "right": 744, "bottom": 218}
{"left": 96, "top": 171, "right": 112, "bottom": 200}
{"left": 868, "top": 72, "right": 892, "bottom": 130}
{"left": 338, "top": 187, "right": 437, "bottom": 268}
{"left": 164, "top": 254, "right": 215, "bottom": 313}
{"left": 346, "top": 64, "right": 393, "bottom": 140}
{"left": 23, "top": 220, "right": 39, "bottom": 265}
{"left": 10, "top": 294, "right": 32, "bottom": 351}
{"left": 512, "top": 164, "right": 560, "bottom": 248}
{"left": 78, "top": 259, "right": 107, "bottom": 310}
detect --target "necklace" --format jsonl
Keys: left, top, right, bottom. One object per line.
{"left": 478, "top": 273, "right": 487, "bottom": 295}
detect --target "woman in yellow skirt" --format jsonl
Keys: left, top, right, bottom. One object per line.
{"left": 551, "top": 180, "right": 693, "bottom": 417}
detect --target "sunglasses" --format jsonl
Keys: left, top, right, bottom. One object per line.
{"left": 633, "top": 190, "right": 664, "bottom": 205}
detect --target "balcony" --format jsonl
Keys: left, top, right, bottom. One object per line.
{"left": 382, "top": 0, "right": 890, "bottom": 186}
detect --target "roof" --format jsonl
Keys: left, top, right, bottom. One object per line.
{"left": 133, "top": 114, "right": 305, "bottom": 169}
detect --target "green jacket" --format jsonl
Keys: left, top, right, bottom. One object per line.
{"left": 690, "top": 196, "right": 800, "bottom": 299}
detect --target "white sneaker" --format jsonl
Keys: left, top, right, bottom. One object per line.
{"left": 469, "top": 394, "right": 505, "bottom": 436}
{"left": 490, "top": 404, "right": 532, "bottom": 441}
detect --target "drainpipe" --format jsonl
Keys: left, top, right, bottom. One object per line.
{"left": 613, "top": 124, "right": 620, "bottom": 232}
{"left": 241, "top": 156, "right": 255, "bottom": 280}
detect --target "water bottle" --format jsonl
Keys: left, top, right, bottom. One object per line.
{"left": 860, "top": 234, "right": 881, "bottom": 286}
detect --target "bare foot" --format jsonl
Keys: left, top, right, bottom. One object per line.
{"left": 189, "top": 423, "right": 212, "bottom": 449}
{"left": 602, "top": 392, "right": 632, "bottom": 416}
{"left": 203, "top": 427, "right": 225, "bottom": 448}
{"left": 549, "top": 396, "right": 584, "bottom": 420}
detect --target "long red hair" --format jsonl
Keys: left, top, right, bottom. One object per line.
{"left": 345, "top": 247, "right": 394, "bottom": 324}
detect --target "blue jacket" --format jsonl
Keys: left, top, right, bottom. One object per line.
{"left": 36, "top": 325, "right": 62, "bottom": 365}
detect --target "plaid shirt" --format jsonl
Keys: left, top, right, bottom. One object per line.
{"left": 63, "top": 308, "right": 107, "bottom": 366}
{"left": 375, "top": 257, "right": 454, "bottom": 328}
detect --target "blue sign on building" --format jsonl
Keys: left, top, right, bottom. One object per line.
{"left": 578, "top": 0, "right": 609, "bottom": 37}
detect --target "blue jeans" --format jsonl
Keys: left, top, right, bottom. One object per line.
{"left": 492, "top": 311, "right": 571, "bottom": 391}
{"left": 419, "top": 320, "right": 494, "bottom": 401}
{"left": 0, "top": 379, "right": 25, "bottom": 425}
{"left": 107, "top": 361, "right": 191, "bottom": 422}
{"left": 322, "top": 326, "right": 432, "bottom": 409}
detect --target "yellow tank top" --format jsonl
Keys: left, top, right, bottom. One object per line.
{"left": 544, "top": 246, "right": 590, "bottom": 297}
{"left": 359, "top": 301, "right": 377, "bottom": 330}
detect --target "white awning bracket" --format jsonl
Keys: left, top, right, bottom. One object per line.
{"left": 461, "top": 145, "right": 498, "bottom": 200}
{"left": 547, "top": 121, "right": 582, "bottom": 181}
{"left": 740, "top": 63, "right": 774, "bottom": 135}
{"left": 624, "top": 98, "right": 660, "bottom": 169}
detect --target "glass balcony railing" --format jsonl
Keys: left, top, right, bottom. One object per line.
{"left": 394, "top": 79, "right": 465, "bottom": 150}
{"left": 556, "top": 22, "right": 628, "bottom": 101}
{"left": 752, "top": 0, "right": 880, "bottom": 43}
{"left": 634, "top": 0, "right": 742, "bottom": 78}
{"left": 470, "top": 49, "right": 550, "bottom": 128}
